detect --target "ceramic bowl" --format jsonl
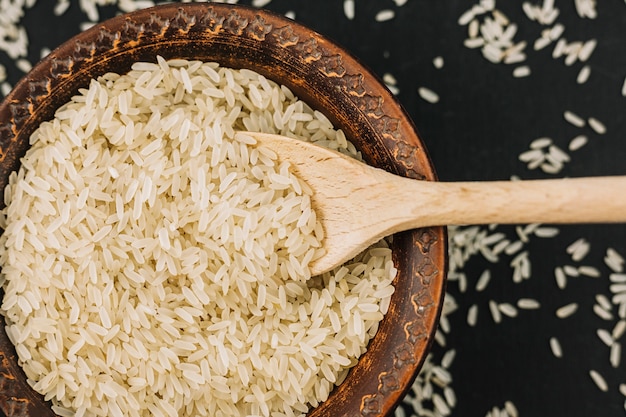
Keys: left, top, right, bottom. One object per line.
{"left": 0, "top": 4, "right": 446, "bottom": 416}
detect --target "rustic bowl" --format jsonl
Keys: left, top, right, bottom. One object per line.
{"left": 0, "top": 3, "right": 446, "bottom": 416}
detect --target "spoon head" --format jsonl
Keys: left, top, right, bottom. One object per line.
{"left": 242, "top": 131, "right": 404, "bottom": 276}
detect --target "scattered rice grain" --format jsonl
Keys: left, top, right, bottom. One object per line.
{"left": 513, "top": 65, "right": 531, "bottom": 78}
{"left": 556, "top": 302, "right": 578, "bottom": 318}
{"left": 517, "top": 298, "right": 540, "bottom": 309}
{"left": 375, "top": 9, "right": 395, "bottom": 22}
{"left": 589, "top": 369, "right": 609, "bottom": 392}
{"left": 577, "top": 65, "right": 591, "bottom": 84}
{"left": 568, "top": 135, "right": 588, "bottom": 151}
{"left": 564, "top": 110, "right": 586, "bottom": 127}
{"left": 598, "top": 329, "right": 614, "bottom": 347}
{"left": 549, "top": 337, "right": 563, "bottom": 358}
{"left": 588, "top": 117, "right": 607, "bottom": 134}
{"left": 418, "top": 87, "right": 440, "bottom": 104}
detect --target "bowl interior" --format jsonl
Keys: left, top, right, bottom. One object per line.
{"left": 0, "top": 4, "right": 446, "bottom": 416}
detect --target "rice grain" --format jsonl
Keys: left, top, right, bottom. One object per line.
{"left": 564, "top": 110, "right": 586, "bottom": 127}
{"left": 597, "top": 329, "right": 614, "bottom": 347}
{"left": 512, "top": 65, "right": 531, "bottom": 78}
{"left": 589, "top": 370, "right": 609, "bottom": 392}
{"left": 517, "top": 298, "right": 540, "bottom": 309}
{"left": 375, "top": 9, "right": 395, "bottom": 22}
{"left": 549, "top": 337, "right": 563, "bottom": 358}
{"left": 556, "top": 303, "right": 578, "bottom": 318}
{"left": 568, "top": 135, "right": 588, "bottom": 151}
{"left": 577, "top": 65, "right": 591, "bottom": 84}
{"left": 0, "top": 59, "right": 396, "bottom": 417}
{"left": 418, "top": 87, "right": 440, "bottom": 103}
{"left": 343, "top": 0, "right": 355, "bottom": 20}
{"left": 588, "top": 117, "right": 607, "bottom": 134}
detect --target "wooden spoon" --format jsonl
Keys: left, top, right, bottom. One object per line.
{"left": 243, "top": 132, "right": 626, "bottom": 276}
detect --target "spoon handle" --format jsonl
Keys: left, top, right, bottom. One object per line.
{"left": 396, "top": 176, "right": 626, "bottom": 230}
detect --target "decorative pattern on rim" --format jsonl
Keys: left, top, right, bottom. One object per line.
{"left": 0, "top": 4, "right": 444, "bottom": 417}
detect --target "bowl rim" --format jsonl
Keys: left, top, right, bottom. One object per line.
{"left": 0, "top": 3, "right": 447, "bottom": 416}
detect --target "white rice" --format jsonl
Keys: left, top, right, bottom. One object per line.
{"left": 588, "top": 117, "right": 607, "bottom": 134}
{"left": 549, "top": 336, "right": 563, "bottom": 358}
{"left": 567, "top": 238, "right": 590, "bottom": 261}
{"left": 482, "top": 43, "right": 503, "bottom": 63}
{"left": 534, "top": 227, "right": 559, "bottom": 238}
{"left": 556, "top": 302, "right": 579, "bottom": 318}
{"left": 383, "top": 73, "right": 400, "bottom": 95}
{"left": 552, "top": 38, "right": 567, "bottom": 58}
{"left": 444, "top": 386, "right": 457, "bottom": 408}
{"left": 375, "top": 9, "right": 395, "bottom": 22}
{"left": 576, "top": 65, "right": 591, "bottom": 84}
{"left": 458, "top": 8, "right": 477, "bottom": 26}
{"left": 489, "top": 300, "right": 502, "bottom": 323}
{"left": 605, "top": 251, "right": 625, "bottom": 274}
{"left": 575, "top": 0, "right": 598, "bottom": 18}
{"left": 418, "top": 87, "right": 440, "bottom": 103}
{"left": 504, "top": 401, "right": 519, "bottom": 417}
{"left": 522, "top": 1, "right": 537, "bottom": 20}
{"left": 433, "top": 392, "right": 451, "bottom": 415}
{"left": 589, "top": 369, "right": 609, "bottom": 392}
{"left": 568, "top": 135, "right": 588, "bottom": 151}
{"left": 578, "top": 39, "right": 597, "bottom": 61}
{"left": 53, "top": 0, "right": 70, "bottom": 16}
{"left": 343, "top": 0, "right": 355, "bottom": 20}
{"left": 597, "top": 329, "right": 614, "bottom": 346}
{"left": 596, "top": 294, "right": 612, "bottom": 311}
{"left": 503, "top": 42, "right": 526, "bottom": 64}
{"left": 611, "top": 342, "right": 621, "bottom": 368}
{"left": 610, "top": 274, "right": 626, "bottom": 284}
{"left": 0, "top": 58, "right": 396, "bottom": 417}
{"left": 593, "top": 304, "right": 614, "bottom": 321}
{"left": 441, "top": 349, "right": 456, "bottom": 369}
{"left": 464, "top": 37, "right": 485, "bottom": 49}
{"left": 0, "top": 81, "right": 13, "bottom": 97}
{"left": 498, "top": 303, "right": 518, "bottom": 317}
{"left": 511, "top": 251, "right": 531, "bottom": 282}
{"left": 564, "top": 42, "right": 583, "bottom": 66}
{"left": 579, "top": 265, "right": 601, "bottom": 278}
{"left": 15, "top": 57, "right": 31, "bottom": 73}
{"left": 517, "top": 298, "right": 540, "bottom": 309}
{"left": 564, "top": 265, "right": 580, "bottom": 277}
{"left": 475, "top": 269, "right": 491, "bottom": 291}
{"left": 533, "top": 35, "right": 551, "bottom": 51}
{"left": 549, "top": 24, "right": 564, "bottom": 41}
{"left": 564, "top": 110, "right": 586, "bottom": 127}
{"left": 518, "top": 149, "right": 546, "bottom": 169}
{"left": 613, "top": 320, "right": 626, "bottom": 339}
{"left": 467, "top": 303, "right": 478, "bottom": 326}
{"left": 512, "top": 65, "right": 531, "bottom": 78}
{"left": 504, "top": 240, "right": 523, "bottom": 255}
{"left": 530, "top": 137, "right": 552, "bottom": 149}
{"left": 251, "top": 0, "right": 272, "bottom": 7}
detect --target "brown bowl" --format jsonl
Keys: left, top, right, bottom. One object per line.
{"left": 0, "top": 4, "right": 446, "bottom": 416}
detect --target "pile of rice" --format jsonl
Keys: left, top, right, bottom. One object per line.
{"left": 0, "top": 57, "right": 396, "bottom": 417}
